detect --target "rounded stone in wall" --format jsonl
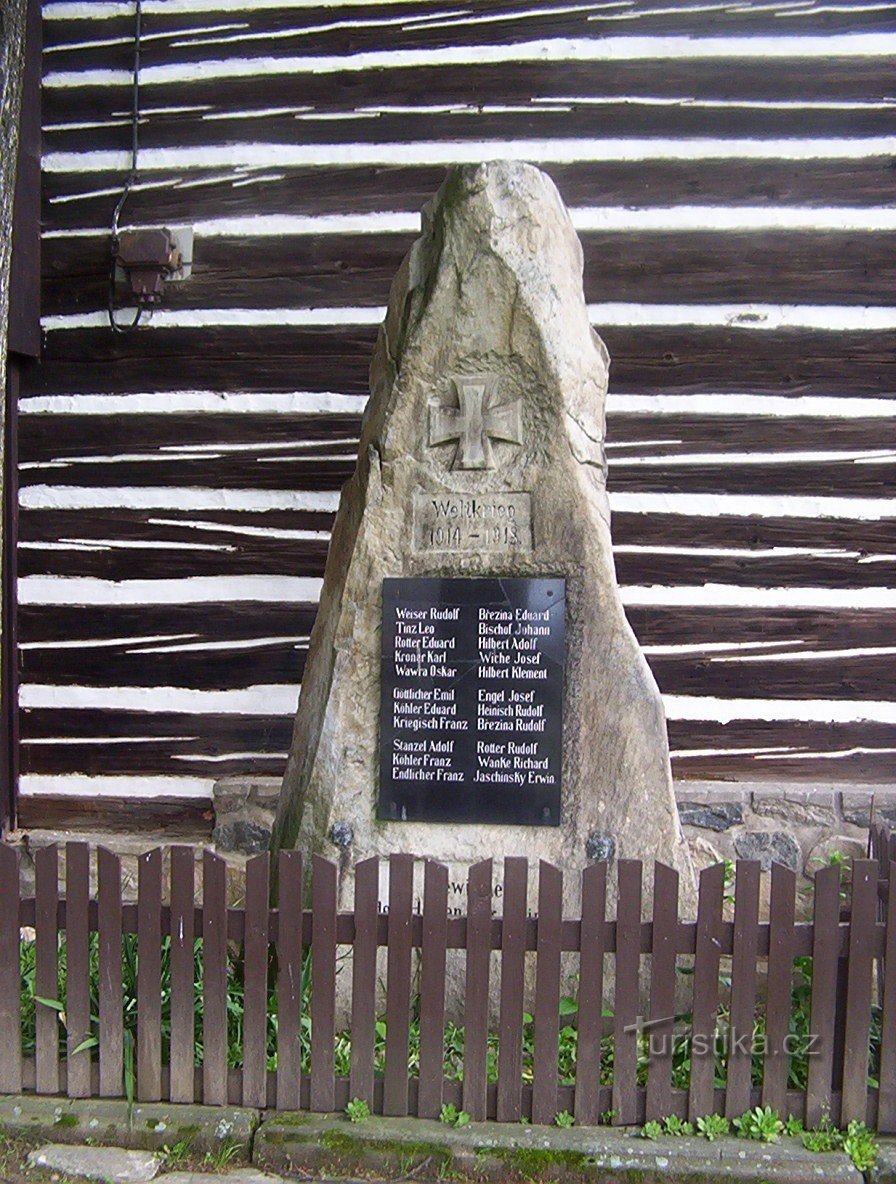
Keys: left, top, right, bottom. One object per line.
{"left": 733, "top": 830, "right": 801, "bottom": 873}
{"left": 804, "top": 833, "right": 867, "bottom": 876}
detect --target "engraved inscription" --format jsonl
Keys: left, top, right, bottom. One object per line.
{"left": 428, "top": 374, "right": 523, "bottom": 470}
{"left": 379, "top": 577, "right": 565, "bottom": 825}
{"left": 413, "top": 491, "right": 533, "bottom": 553}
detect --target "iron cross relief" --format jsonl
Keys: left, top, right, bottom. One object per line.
{"left": 428, "top": 374, "right": 523, "bottom": 470}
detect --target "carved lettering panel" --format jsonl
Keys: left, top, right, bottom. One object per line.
{"left": 412, "top": 491, "right": 533, "bottom": 554}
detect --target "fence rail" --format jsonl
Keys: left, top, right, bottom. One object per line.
{"left": 0, "top": 841, "right": 892, "bottom": 1130}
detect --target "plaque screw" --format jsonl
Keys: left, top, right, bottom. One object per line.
{"left": 586, "top": 831, "right": 616, "bottom": 862}
{"left": 330, "top": 821, "right": 354, "bottom": 849}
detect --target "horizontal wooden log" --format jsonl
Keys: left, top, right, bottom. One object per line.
{"left": 29, "top": 325, "right": 896, "bottom": 397}
{"left": 18, "top": 635, "right": 894, "bottom": 699}
{"left": 20, "top": 637, "right": 309, "bottom": 689}
{"left": 41, "top": 230, "right": 896, "bottom": 315}
{"left": 625, "top": 605, "right": 896, "bottom": 649}
{"left": 43, "top": 102, "right": 896, "bottom": 160}
{"left": 42, "top": 53, "right": 896, "bottom": 117}
{"left": 17, "top": 456, "right": 896, "bottom": 497}
{"left": 16, "top": 516, "right": 896, "bottom": 587}
{"left": 15, "top": 794, "right": 214, "bottom": 834}
{"left": 19, "top": 602, "right": 895, "bottom": 654}
{"left": 43, "top": 0, "right": 896, "bottom": 58}
{"left": 20, "top": 742, "right": 287, "bottom": 777}
{"left": 19, "top": 707, "right": 294, "bottom": 744}
{"left": 41, "top": 158, "right": 896, "bottom": 231}
{"left": 21, "top": 409, "right": 895, "bottom": 462}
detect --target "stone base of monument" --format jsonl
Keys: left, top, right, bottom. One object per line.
{"left": 271, "top": 160, "right": 696, "bottom": 1014}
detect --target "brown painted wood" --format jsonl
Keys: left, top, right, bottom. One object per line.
{"left": 8, "top": 0, "right": 41, "bottom": 359}
{"left": 242, "top": 852, "right": 270, "bottom": 1108}
{"left": 496, "top": 857, "right": 528, "bottom": 1123}
{"left": 725, "top": 861, "right": 761, "bottom": 1120}
{"left": 762, "top": 864, "right": 798, "bottom": 1115}
{"left": 41, "top": 228, "right": 896, "bottom": 314}
{"left": 34, "top": 323, "right": 896, "bottom": 400}
{"left": 0, "top": 845, "right": 22, "bottom": 1092}
{"left": 43, "top": 157, "right": 896, "bottom": 238}
{"left": 574, "top": 861, "right": 606, "bottom": 1126}
{"left": 876, "top": 860, "right": 896, "bottom": 1133}
{"left": 44, "top": 0, "right": 896, "bottom": 53}
{"left": 461, "top": 859, "right": 492, "bottom": 1123}
{"left": 14, "top": 794, "right": 214, "bottom": 835}
{"left": 137, "top": 848, "right": 163, "bottom": 1102}
{"left": 645, "top": 862, "right": 679, "bottom": 1122}
{"left": 688, "top": 862, "right": 726, "bottom": 1122}
{"left": 805, "top": 864, "right": 844, "bottom": 1127}
{"left": 349, "top": 856, "right": 378, "bottom": 1109}
{"left": 310, "top": 854, "right": 337, "bottom": 1113}
{"left": 65, "top": 842, "right": 91, "bottom": 1098}
{"left": 34, "top": 844, "right": 59, "bottom": 1095}
{"left": 275, "top": 850, "right": 303, "bottom": 1111}
{"left": 168, "top": 845, "right": 195, "bottom": 1104}
{"left": 28, "top": 0, "right": 896, "bottom": 803}
{"left": 1, "top": 360, "right": 21, "bottom": 832}
{"left": 383, "top": 853, "right": 414, "bottom": 1117}
{"left": 612, "top": 861, "right": 642, "bottom": 1126}
{"left": 17, "top": 630, "right": 895, "bottom": 702}
{"left": 532, "top": 861, "right": 563, "bottom": 1127}
{"left": 202, "top": 850, "right": 228, "bottom": 1106}
{"left": 97, "top": 847, "right": 123, "bottom": 1097}
{"left": 417, "top": 860, "right": 448, "bottom": 1120}
{"left": 841, "top": 860, "right": 878, "bottom": 1126}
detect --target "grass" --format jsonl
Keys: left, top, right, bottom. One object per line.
{"left": 17, "top": 928, "right": 883, "bottom": 1095}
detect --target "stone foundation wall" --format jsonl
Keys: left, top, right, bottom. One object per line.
{"left": 9, "top": 777, "right": 892, "bottom": 908}
{"left": 676, "top": 782, "right": 891, "bottom": 882}
{"left": 212, "top": 774, "right": 892, "bottom": 887}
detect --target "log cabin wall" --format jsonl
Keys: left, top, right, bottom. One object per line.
{"left": 19, "top": 0, "right": 896, "bottom": 828}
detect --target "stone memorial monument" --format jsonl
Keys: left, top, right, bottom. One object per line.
{"left": 271, "top": 161, "right": 694, "bottom": 912}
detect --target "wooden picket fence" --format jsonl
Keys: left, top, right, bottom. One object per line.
{"left": 0, "top": 841, "right": 893, "bottom": 1130}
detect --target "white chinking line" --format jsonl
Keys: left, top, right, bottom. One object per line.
{"left": 41, "top": 137, "right": 896, "bottom": 173}
{"left": 40, "top": 34, "right": 896, "bottom": 88}
{"left": 17, "top": 485, "right": 896, "bottom": 521}
{"left": 39, "top": 303, "right": 896, "bottom": 333}
{"left": 17, "top": 686, "right": 896, "bottom": 726}
{"left": 17, "top": 391, "right": 896, "bottom": 419}
{"left": 42, "top": 206, "right": 896, "bottom": 238}
{"left": 39, "top": 1, "right": 896, "bottom": 18}
{"left": 44, "top": 0, "right": 449, "bottom": 16}
{"left": 16, "top": 576, "right": 896, "bottom": 609}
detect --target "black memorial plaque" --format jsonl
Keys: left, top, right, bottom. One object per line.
{"left": 379, "top": 577, "right": 565, "bottom": 825}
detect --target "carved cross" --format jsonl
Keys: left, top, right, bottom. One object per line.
{"left": 429, "top": 374, "right": 523, "bottom": 470}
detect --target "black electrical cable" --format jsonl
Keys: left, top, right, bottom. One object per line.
{"left": 108, "top": 0, "right": 143, "bottom": 333}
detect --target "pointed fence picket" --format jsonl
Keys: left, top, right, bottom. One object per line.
{"left": 0, "top": 840, "right": 891, "bottom": 1131}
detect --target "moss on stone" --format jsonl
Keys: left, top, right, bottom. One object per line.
{"left": 319, "top": 1127, "right": 454, "bottom": 1172}
{"left": 53, "top": 1114, "right": 78, "bottom": 1129}
{"left": 487, "top": 1146, "right": 599, "bottom": 1180}
{"left": 262, "top": 1113, "right": 313, "bottom": 1128}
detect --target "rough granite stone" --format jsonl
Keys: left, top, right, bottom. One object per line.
{"left": 805, "top": 833, "right": 868, "bottom": 874}
{"left": 751, "top": 791, "right": 836, "bottom": 827}
{"left": 271, "top": 162, "right": 695, "bottom": 917}
{"left": 212, "top": 818, "right": 272, "bottom": 854}
{"left": 679, "top": 801, "right": 744, "bottom": 832}
{"left": 734, "top": 830, "right": 801, "bottom": 872}
{"left": 842, "top": 792, "right": 896, "bottom": 829}
{"left": 27, "top": 1145, "right": 159, "bottom": 1183}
